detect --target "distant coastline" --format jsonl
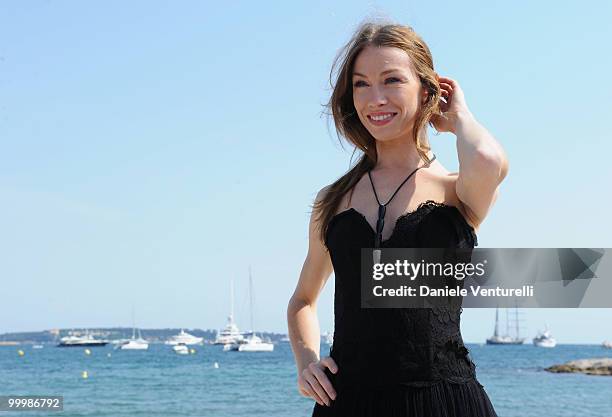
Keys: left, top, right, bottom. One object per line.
{"left": 0, "top": 328, "right": 288, "bottom": 345}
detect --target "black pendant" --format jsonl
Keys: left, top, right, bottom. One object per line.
{"left": 374, "top": 204, "right": 386, "bottom": 248}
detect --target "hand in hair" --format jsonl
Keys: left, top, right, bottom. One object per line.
{"left": 430, "top": 76, "right": 473, "bottom": 134}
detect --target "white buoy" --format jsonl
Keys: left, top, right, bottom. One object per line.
{"left": 84, "top": 348, "right": 91, "bottom": 356}
{"left": 189, "top": 348, "right": 196, "bottom": 354}
{"left": 17, "top": 349, "right": 25, "bottom": 357}
{"left": 81, "top": 371, "right": 88, "bottom": 379}
{"left": 213, "top": 362, "right": 219, "bottom": 369}
{"left": 107, "top": 353, "right": 112, "bottom": 357}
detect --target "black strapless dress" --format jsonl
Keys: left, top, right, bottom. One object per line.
{"left": 312, "top": 200, "right": 498, "bottom": 417}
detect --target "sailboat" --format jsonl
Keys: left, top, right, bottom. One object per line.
{"left": 486, "top": 305, "right": 525, "bottom": 345}
{"left": 225, "top": 266, "right": 274, "bottom": 352}
{"left": 214, "top": 279, "right": 245, "bottom": 345}
{"left": 119, "top": 328, "right": 149, "bottom": 350}
{"left": 118, "top": 308, "right": 149, "bottom": 350}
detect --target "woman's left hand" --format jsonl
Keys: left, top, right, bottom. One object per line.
{"left": 429, "top": 76, "right": 472, "bottom": 134}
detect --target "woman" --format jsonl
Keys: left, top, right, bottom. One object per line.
{"left": 287, "top": 21, "right": 508, "bottom": 417}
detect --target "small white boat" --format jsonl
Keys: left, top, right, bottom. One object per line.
{"left": 603, "top": 340, "right": 612, "bottom": 349}
{"left": 165, "top": 329, "right": 203, "bottom": 346}
{"left": 120, "top": 339, "right": 149, "bottom": 350}
{"left": 173, "top": 343, "right": 190, "bottom": 355}
{"left": 226, "top": 332, "right": 274, "bottom": 352}
{"left": 119, "top": 328, "right": 149, "bottom": 350}
{"left": 533, "top": 326, "right": 556, "bottom": 348}
{"left": 32, "top": 344, "right": 44, "bottom": 349}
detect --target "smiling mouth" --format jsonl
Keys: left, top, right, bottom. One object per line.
{"left": 367, "top": 112, "right": 397, "bottom": 126}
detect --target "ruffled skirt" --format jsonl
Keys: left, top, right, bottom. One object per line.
{"left": 311, "top": 378, "right": 498, "bottom": 417}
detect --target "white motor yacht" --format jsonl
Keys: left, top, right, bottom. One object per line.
{"left": 57, "top": 330, "right": 109, "bottom": 347}
{"left": 165, "top": 329, "right": 203, "bottom": 346}
{"left": 215, "top": 315, "right": 244, "bottom": 345}
{"left": 533, "top": 328, "right": 557, "bottom": 348}
{"left": 214, "top": 280, "right": 245, "bottom": 345}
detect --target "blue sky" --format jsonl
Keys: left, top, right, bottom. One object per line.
{"left": 1, "top": 1, "right": 611, "bottom": 343}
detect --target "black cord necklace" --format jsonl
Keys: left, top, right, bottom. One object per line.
{"left": 367, "top": 153, "right": 436, "bottom": 249}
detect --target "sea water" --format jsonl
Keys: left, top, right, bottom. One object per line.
{"left": 1, "top": 343, "right": 611, "bottom": 416}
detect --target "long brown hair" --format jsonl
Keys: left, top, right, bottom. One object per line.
{"left": 312, "top": 20, "right": 445, "bottom": 245}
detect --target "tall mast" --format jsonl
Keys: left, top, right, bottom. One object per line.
{"left": 515, "top": 300, "right": 520, "bottom": 339}
{"left": 493, "top": 306, "right": 499, "bottom": 337}
{"left": 249, "top": 265, "right": 254, "bottom": 334}
{"left": 230, "top": 278, "right": 235, "bottom": 323}
{"left": 131, "top": 305, "right": 136, "bottom": 340}
{"left": 505, "top": 308, "right": 509, "bottom": 336}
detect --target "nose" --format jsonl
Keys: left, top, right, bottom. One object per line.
{"left": 367, "top": 86, "right": 388, "bottom": 109}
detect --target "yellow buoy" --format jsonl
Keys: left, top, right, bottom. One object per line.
{"left": 17, "top": 349, "right": 25, "bottom": 357}
{"left": 189, "top": 348, "right": 196, "bottom": 354}
{"left": 84, "top": 348, "right": 91, "bottom": 355}
{"left": 81, "top": 371, "right": 88, "bottom": 379}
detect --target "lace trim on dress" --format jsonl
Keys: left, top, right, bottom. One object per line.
{"left": 325, "top": 199, "right": 478, "bottom": 250}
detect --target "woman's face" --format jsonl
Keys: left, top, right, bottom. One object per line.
{"left": 352, "top": 45, "right": 427, "bottom": 142}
